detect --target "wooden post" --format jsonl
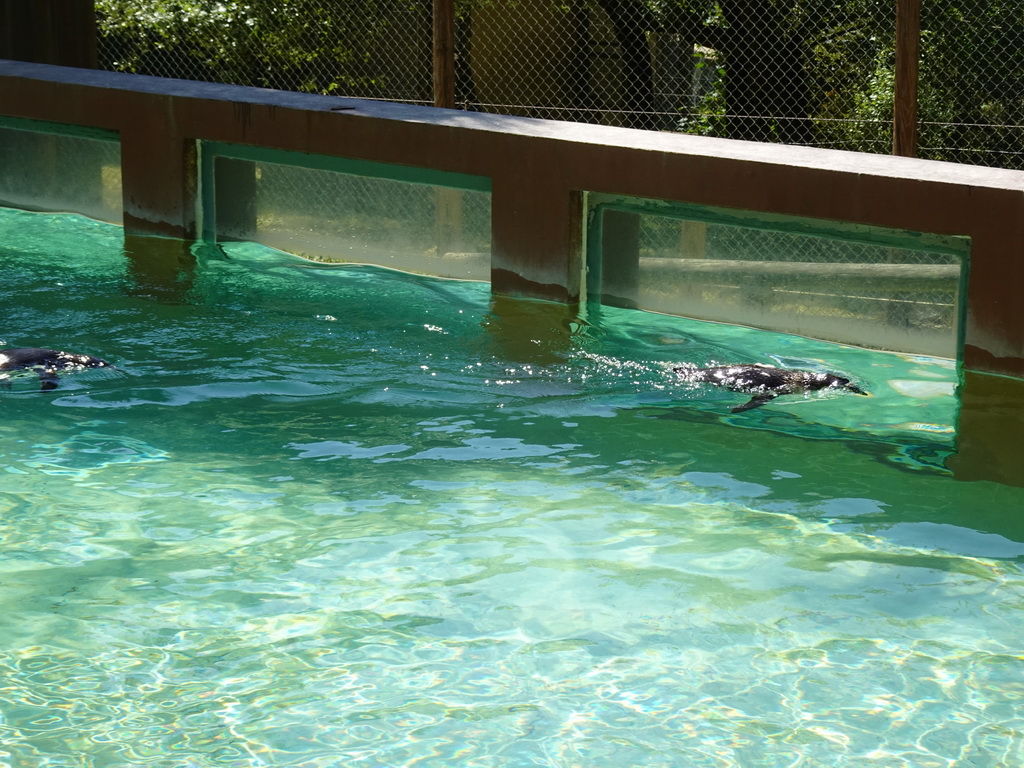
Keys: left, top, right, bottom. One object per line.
{"left": 432, "top": 0, "right": 459, "bottom": 259}
{"left": 0, "top": 0, "right": 97, "bottom": 68}
{"left": 433, "top": 0, "right": 456, "bottom": 109}
{"left": 893, "top": 0, "right": 920, "bottom": 157}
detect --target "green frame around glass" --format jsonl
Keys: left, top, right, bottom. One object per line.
{"left": 0, "top": 115, "right": 120, "bottom": 143}
{"left": 585, "top": 192, "right": 972, "bottom": 363}
{"left": 199, "top": 141, "right": 492, "bottom": 242}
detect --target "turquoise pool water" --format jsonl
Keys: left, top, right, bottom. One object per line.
{"left": 2, "top": 206, "right": 1023, "bottom": 767}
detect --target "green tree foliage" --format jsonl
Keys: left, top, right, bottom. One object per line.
{"left": 665, "top": 0, "right": 1024, "bottom": 165}
{"left": 658, "top": 0, "right": 893, "bottom": 145}
{"left": 95, "top": 0, "right": 1024, "bottom": 166}
{"left": 96, "top": 0, "right": 432, "bottom": 99}
{"left": 915, "top": 0, "right": 1024, "bottom": 166}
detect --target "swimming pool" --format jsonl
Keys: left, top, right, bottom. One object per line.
{"left": 2, "top": 206, "right": 1023, "bottom": 766}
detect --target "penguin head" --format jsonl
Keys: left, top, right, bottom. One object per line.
{"left": 829, "top": 375, "right": 868, "bottom": 396}
{"left": 802, "top": 371, "right": 868, "bottom": 395}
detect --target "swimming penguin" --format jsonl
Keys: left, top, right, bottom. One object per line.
{"left": 0, "top": 347, "right": 115, "bottom": 391}
{"left": 674, "top": 363, "right": 868, "bottom": 413}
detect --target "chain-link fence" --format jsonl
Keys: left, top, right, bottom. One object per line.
{"left": 95, "top": 0, "right": 1024, "bottom": 169}
{"left": 639, "top": 216, "right": 960, "bottom": 346}
{"left": 96, "top": 0, "right": 434, "bottom": 103}
{"left": 591, "top": 202, "right": 962, "bottom": 356}
{"left": 213, "top": 155, "right": 492, "bottom": 279}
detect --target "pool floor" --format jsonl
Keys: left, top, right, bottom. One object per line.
{"left": 1, "top": 207, "right": 1023, "bottom": 767}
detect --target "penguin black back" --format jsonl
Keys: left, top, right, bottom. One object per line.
{"left": 674, "top": 363, "right": 868, "bottom": 412}
{"left": 0, "top": 347, "right": 114, "bottom": 391}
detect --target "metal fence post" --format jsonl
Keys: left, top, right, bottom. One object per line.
{"left": 893, "top": 0, "right": 920, "bottom": 157}
{"left": 433, "top": 0, "right": 456, "bottom": 109}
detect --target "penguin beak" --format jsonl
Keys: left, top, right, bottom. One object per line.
{"left": 846, "top": 384, "right": 869, "bottom": 395}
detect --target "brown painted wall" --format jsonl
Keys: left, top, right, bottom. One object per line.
{"left": 2, "top": 60, "right": 1024, "bottom": 381}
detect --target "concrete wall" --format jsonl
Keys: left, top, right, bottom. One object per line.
{"left": 2, "top": 58, "right": 1024, "bottom": 382}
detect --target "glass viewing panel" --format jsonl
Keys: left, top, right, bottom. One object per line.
{"left": 0, "top": 121, "right": 122, "bottom": 224}
{"left": 589, "top": 195, "right": 969, "bottom": 359}
{"left": 209, "top": 146, "right": 492, "bottom": 281}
